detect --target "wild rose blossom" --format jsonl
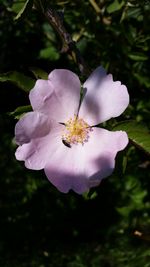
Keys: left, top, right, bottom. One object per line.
{"left": 15, "top": 66, "right": 129, "bottom": 194}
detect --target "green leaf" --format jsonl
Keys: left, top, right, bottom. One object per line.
{"left": 117, "top": 206, "right": 131, "bottom": 217}
{"left": 83, "top": 190, "right": 98, "bottom": 200}
{"left": 128, "top": 52, "right": 148, "bottom": 61}
{"left": 29, "top": 67, "right": 48, "bottom": 79}
{"left": 133, "top": 73, "right": 150, "bottom": 88}
{"left": 125, "top": 7, "right": 141, "bottom": 20}
{"left": 113, "top": 121, "right": 150, "bottom": 154}
{"left": 39, "top": 47, "right": 60, "bottom": 61}
{"left": 9, "top": 105, "right": 32, "bottom": 119}
{"left": 130, "top": 190, "right": 147, "bottom": 205}
{"left": 0, "top": 71, "right": 35, "bottom": 92}
{"left": 107, "top": 0, "right": 125, "bottom": 14}
{"left": 11, "top": 0, "right": 33, "bottom": 21}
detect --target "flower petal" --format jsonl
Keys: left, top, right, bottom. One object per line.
{"left": 79, "top": 66, "right": 129, "bottom": 125}
{"left": 15, "top": 111, "right": 51, "bottom": 145}
{"left": 81, "top": 127, "right": 128, "bottom": 187}
{"left": 15, "top": 122, "right": 64, "bottom": 170}
{"left": 44, "top": 127, "right": 128, "bottom": 194}
{"left": 44, "top": 144, "right": 90, "bottom": 194}
{"left": 29, "top": 69, "right": 81, "bottom": 122}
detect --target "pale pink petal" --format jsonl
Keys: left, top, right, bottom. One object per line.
{"left": 44, "top": 127, "right": 128, "bottom": 194}
{"left": 81, "top": 127, "right": 128, "bottom": 187}
{"left": 79, "top": 66, "right": 129, "bottom": 125}
{"left": 15, "top": 111, "right": 51, "bottom": 145}
{"left": 44, "top": 144, "right": 90, "bottom": 194}
{"left": 15, "top": 122, "right": 64, "bottom": 170}
{"left": 29, "top": 69, "right": 81, "bottom": 122}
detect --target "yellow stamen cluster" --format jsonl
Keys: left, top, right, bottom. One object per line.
{"left": 62, "top": 115, "right": 92, "bottom": 145}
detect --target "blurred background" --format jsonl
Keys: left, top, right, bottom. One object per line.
{"left": 0, "top": 0, "right": 150, "bottom": 266}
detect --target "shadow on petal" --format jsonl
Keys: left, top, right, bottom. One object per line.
{"left": 79, "top": 67, "right": 129, "bottom": 126}
{"left": 89, "top": 155, "right": 115, "bottom": 188}
{"left": 45, "top": 155, "right": 115, "bottom": 194}
{"left": 80, "top": 88, "right": 102, "bottom": 126}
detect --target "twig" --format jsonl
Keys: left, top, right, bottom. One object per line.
{"left": 44, "top": 8, "right": 90, "bottom": 76}
{"left": 34, "top": 1, "right": 90, "bottom": 76}
{"left": 89, "top": 0, "right": 101, "bottom": 14}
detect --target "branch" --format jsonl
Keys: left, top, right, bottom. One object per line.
{"left": 34, "top": 1, "right": 90, "bottom": 76}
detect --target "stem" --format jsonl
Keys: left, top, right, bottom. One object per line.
{"left": 34, "top": 1, "right": 90, "bottom": 76}
{"left": 89, "top": 0, "right": 101, "bottom": 14}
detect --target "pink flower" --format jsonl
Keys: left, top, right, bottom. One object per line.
{"left": 15, "top": 66, "right": 129, "bottom": 194}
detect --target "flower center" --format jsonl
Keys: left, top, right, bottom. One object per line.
{"left": 62, "top": 115, "right": 92, "bottom": 145}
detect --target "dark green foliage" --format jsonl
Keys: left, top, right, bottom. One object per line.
{"left": 0, "top": 0, "right": 150, "bottom": 266}
{"left": 113, "top": 121, "right": 150, "bottom": 154}
{"left": 0, "top": 71, "right": 35, "bottom": 92}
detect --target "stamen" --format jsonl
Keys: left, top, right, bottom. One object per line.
{"left": 62, "top": 115, "right": 92, "bottom": 145}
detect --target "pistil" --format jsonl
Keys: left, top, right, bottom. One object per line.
{"left": 62, "top": 115, "right": 92, "bottom": 145}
